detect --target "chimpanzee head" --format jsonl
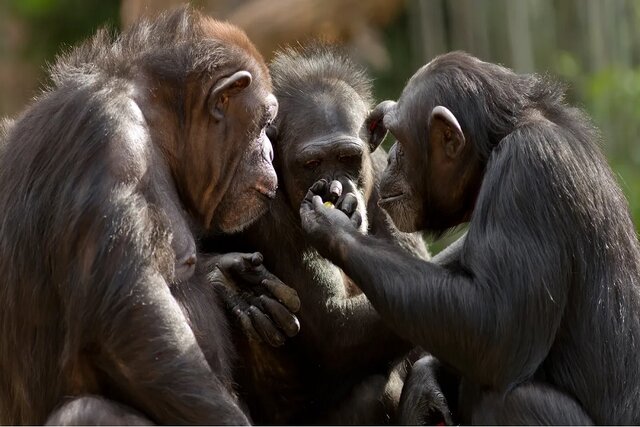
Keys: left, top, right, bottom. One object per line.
{"left": 119, "top": 9, "right": 278, "bottom": 233}
{"left": 365, "top": 51, "right": 526, "bottom": 234}
{"left": 268, "top": 45, "right": 375, "bottom": 231}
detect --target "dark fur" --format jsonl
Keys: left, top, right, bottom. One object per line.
{"left": 207, "top": 46, "right": 429, "bottom": 424}
{"left": 0, "top": 7, "right": 277, "bottom": 424}
{"left": 301, "top": 51, "right": 640, "bottom": 424}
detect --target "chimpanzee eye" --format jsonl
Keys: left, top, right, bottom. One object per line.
{"left": 338, "top": 154, "right": 360, "bottom": 165}
{"left": 304, "top": 159, "right": 321, "bottom": 170}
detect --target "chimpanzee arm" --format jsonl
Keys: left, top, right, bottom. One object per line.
{"left": 278, "top": 245, "right": 410, "bottom": 369}
{"left": 0, "top": 117, "right": 13, "bottom": 142}
{"left": 312, "top": 283, "right": 406, "bottom": 360}
{"left": 301, "top": 126, "right": 572, "bottom": 389}
{"left": 63, "top": 186, "right": 248, "bottom": 425}
{"left": 243, "top": 198, "right": 411, "bottom": 367}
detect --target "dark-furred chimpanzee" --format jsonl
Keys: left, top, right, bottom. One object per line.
{"left": 300, "top": 51, "right": 640, "bottom": 425}
{"left": 0, "top": 118, "right": 12, "bottom": 140}
{"left": 206, "top": 45, "right": 443, "bottom": 425}
{"left": 0, "top": 8, "right": 300, "bottom": 425}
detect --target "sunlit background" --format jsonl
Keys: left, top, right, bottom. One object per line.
{"left": 1, "top": 0, "right": 639, "bottom": 247}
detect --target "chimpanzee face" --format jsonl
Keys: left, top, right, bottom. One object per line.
{"left": 371, "top": 73, "right": 482, "bottom": 234}
{"left": 376, "top": 98, "right": 428, "bottom": 233}
{"left": 209, "top": 72, "right": 279, "bottom": 233}
{"left": 273, "top": 82, "right": 373, "bottom": 232}
{"left": 147, "top": 21, "right": 280, "bottom": 234}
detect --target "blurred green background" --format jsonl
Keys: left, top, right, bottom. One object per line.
{"left": 1, "top": 0, "right": 639, "bottom": 246}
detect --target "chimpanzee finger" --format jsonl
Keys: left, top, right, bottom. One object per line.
{"left": 223, "top": 252, "right": 264, "bottom": 276}
{"left": 259, "top": 295, "right": 301, "bottom": 337}
{"left": 234, "top": 306, "right": 263, "bottom": 343}
{"left": 338, "top": 193, "right": 358, "bottom": 216}
{"left": 215, "top": 253, "right": 242, "bottom": 275}
{"left": 304, "top": 179, "right": 329, "bottom": 202}
{"left": 300, "top": 197, "right": 313, "bottom": 216}
{"left": 327, "top": 180, "right": 343, "bottom": 204}
{"left": 311, "top": 195, "right": 324, "bottom": 210}
{"left": 351, "top": 211, "right": 363, "bottom": 229}
{"left": 215, "top": 281, "right": 263, "bottom": 342}
{"left": 237, "top": 252, "right": 267, "bottom": 283}
{"left": 301, "top": 180, "right": 328, "bottom": 216}
{"left": 218, "top": 252, "right": 271, "bottom": 289}
{"left": 248, "top": 305, "right": 286, "bottom": 347}
{"left": 245, "top": 252, "right": 263, "bottom": 267}
{"left": 262, "top": 278, "right": 301, "bottom": 312}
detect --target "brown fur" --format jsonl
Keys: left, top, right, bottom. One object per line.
{"left": 0, "top": 7, "right": 277, "bottom": 424}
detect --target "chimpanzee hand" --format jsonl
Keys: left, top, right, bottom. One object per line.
{"left": 208, "top": 252, "right": 301, "bottom": 347}
{"left": 300, "top": 179, "right": 363, "bottom": 258}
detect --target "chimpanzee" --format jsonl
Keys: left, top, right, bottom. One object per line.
{"left": 0, "top": 8, "right": 300, "bottom": 425}
{"left": 0, "top": 118, "right": 11, "bottom": 155}
{"left": 204, "top": 45, "right": 445, "bottom": 424}
{"left": 0, "top": 118, "right": 12, "bottom": 138}
{"left": 300, "top": 51, "right": 640, "bottom": 425}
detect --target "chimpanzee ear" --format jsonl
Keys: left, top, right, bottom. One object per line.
{"left": 363, "top": 100, "right": 396, "bottom": 152}
{"left": 209, "top": 70, "right": 253, "bottom": 121}
{"left": 429, "top": 105, "right": 465, "bottom": 159}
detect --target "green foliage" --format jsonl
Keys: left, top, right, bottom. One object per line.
{"left": 370, "top": 11, "right": 415, "bottom": 104}
{"left": 583, "top": 67, "right": 640, "bottom": 162}
{"left": 588, "top": 68, "right": 640, "bottom": 231}
{"left": 613, "top": 161, "right": 640, "bottom": 232}
{"left": 555, "top": 52, "right": 640, "bottom": 232}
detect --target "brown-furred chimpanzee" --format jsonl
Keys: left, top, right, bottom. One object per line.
{"left": 0, "top": 8, "right": 301, "bottom": 425}
{"left": 205, "top": 45, "right": 448, "bottom": 425}
{"left": 299, "top": 51, "right": 640, "bottom": 425}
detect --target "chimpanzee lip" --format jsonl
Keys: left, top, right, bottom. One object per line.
{"left": 255, "top": 186, "right": 277, "bottom": 200}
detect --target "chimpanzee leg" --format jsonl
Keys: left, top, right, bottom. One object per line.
{"left": 45, "top": 396, "right": 152, "bottom": 426}
{"left": 465, "top": 381, "right": 593, "bottom": 425}
{"left": 398, "top": 355, "right": 456, "bottom": 425}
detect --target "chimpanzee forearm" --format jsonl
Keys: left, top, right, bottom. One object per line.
{"left": 293, "top": 254, "right": 411, "bottom": 368}
{"left": 324, "top": 229, "right": 561, "bottom": 388}
{"left": 241, "top": 208, "right": 411, "bottom": 367}
{"left": 325, "top": 295, "right": 411, "bottom": 364}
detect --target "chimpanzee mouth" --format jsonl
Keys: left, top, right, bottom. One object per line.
{"left": 254, "top": 185, "right": 277, "bottom": 200}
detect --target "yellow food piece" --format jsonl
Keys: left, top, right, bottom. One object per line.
{"left": 323, "top": 201, "right": 335, "bottom": 208}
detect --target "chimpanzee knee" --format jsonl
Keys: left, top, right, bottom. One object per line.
{"left": 469, "top": 382, "right": 593, "bottom": 426}
{"left": 45, "top": 396, "right": 152, "bottom": 426}
{"left": 398, "top": 355, "right": 454, "bottom": 425}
